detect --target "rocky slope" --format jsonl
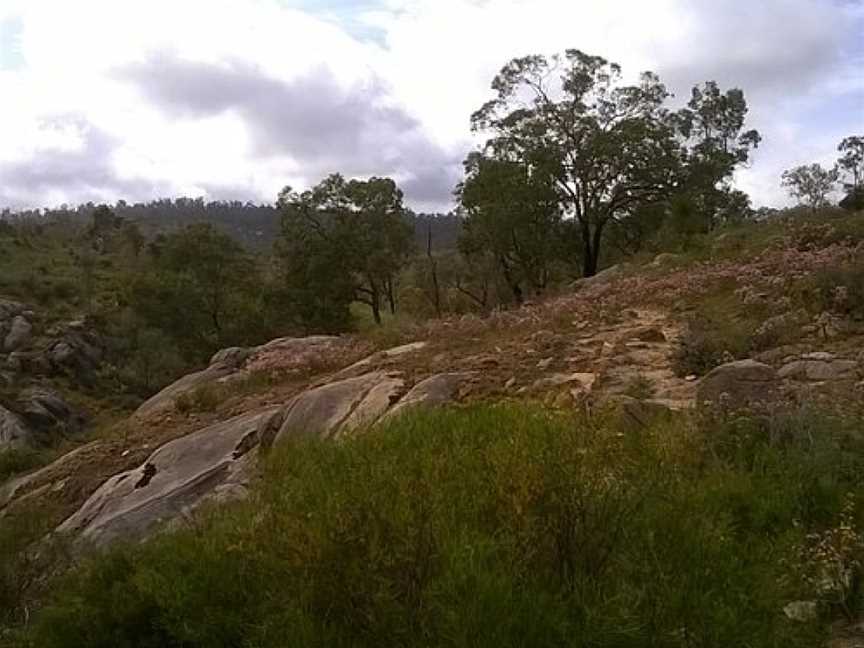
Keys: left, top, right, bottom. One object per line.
{"left": 5, "top": 221, "right": 864, "bottom": 549}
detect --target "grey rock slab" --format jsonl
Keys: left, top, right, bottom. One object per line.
{"left": 0, "top": 404, "right": 30, "bottom": 448}
{"left": 382, "top": 372, "right": 473, "bottom": 422}
{"left": 2, "top": 315, "right": 32, "bottom": 352}
{"left": 274, "top": 372, "right": 400, "bottom": 443}
{"left": 57, "top": 406, "right": 283, "bottom": 548}
{"left": 697, "top": 359, "right": 779, "bottom": 410}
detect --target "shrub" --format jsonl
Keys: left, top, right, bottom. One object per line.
{"left": 672, "top": 315, "right": 753, "bottom": 376}
{"left": 622, "top": 373, "right": 655, "bottom": 399}
{"left": 173, "top": 383, "right": 222, "bottom": 415}
{"left": 812, "top": 262, "right": 864, "bottom": 320}
{"left": 19, "top": 404, "right": 845, "bottom": 647}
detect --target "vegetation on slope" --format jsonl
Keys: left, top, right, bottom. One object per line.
{"left": 7, "top": 403, "right": 864, "bottom": 647}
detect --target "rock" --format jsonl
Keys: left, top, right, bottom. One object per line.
{"left": 697, "top": 359, "right": 779, "bottom": 410}
{"left": 0, "top": 404, "right": 31, "bottom": 448}
{"left": 57, "top": 407, "right": 284, "bottom": 548}
{"left": 606, "top": 396, "right": 674, "bottom": 430}
{"left": 2, "top": 315, "right": 32, "bottom": 352}
{"left": 504, "top": 377, "right": 517, "bottom": 389}
{"left": 778, "top": 358, "right": 858, "bottom": 382}
{"left": 275, "top": 372, "right": 404, "bottom": 443}
{"left": 783, "top": 600, "right": 818, "bottom": 622}
{"left": 1, "top": 442, "right": 99, "bottom": 511}
{"left": 209, "top": 346, "right": 252, "bottom": 368}
{"left": 631, "top": 326, "right": 666, "bottom": 343}
{"left": 801, "top": 351, "right": 835, "bottom": 361}
{"left": 135, "top": 362, "right": 237, "bottom": 418}
{"left": 533, "top": 372, "right": 597, "bottom": 391}
{"left": 140, "top": 337, "right": 349, "bottom": 419}
{"left": 649, "top": 253, "right": 680, "bottom": 267}
{"left": 383, "top": 372, "right": 472, "bottom": 421}
{"left": 5, "top": 351, "right": 51, "bottom": 375}
{"left": 571, "top": 264, "right": 628, "bottom": 290}
{"left": 381, "top": 341, "right": 427, "bottom": 357}
{"left": 0, "top": 299, "right": 26, "bottom": 321}
{"left": 16, "top": 387, "right": 85, "bottom": 439}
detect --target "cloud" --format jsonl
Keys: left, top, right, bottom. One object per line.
{"left": 0, "top": 115, "right": 170, "bottom": 208}
{"left": 0, "top": 0, "right": 860, "bottom": 211}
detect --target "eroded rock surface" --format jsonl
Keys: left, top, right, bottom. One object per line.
{"left": 58, "top": 407, "right": 284, "bottom": 548}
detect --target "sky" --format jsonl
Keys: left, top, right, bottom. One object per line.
{"left": 0, "top": 0, "right": 861, "bottom": 212}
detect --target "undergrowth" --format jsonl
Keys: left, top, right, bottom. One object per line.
{"left": 9, "top": 403, "right": 863, "bottom": 647}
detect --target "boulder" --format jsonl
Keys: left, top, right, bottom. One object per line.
{"left": 137, "top": 336, "right": 346, "bottom": 419}
{"left": 649, "top": 253, "right": 680, "bottom": 267}
{"left": 57, "top": 407, "right": 284, "bottom": 548}
{"left": 274, "top": 371, "right": 405, "bottom": 443}
{"left": 16, "top": 387, "right": 85, "bottom": 439}
{"left": 134, "top": 362, "right": 236, "bottom": 418}
{"left": 697, "top": 359, "right": 779, "bottom": 410}
{"left": 631, "top": 326, "right": 667, "bottom": 343}
{"left": 382, "top": 372, "right": 473, "bottom": 421}
{"left": 778, "top": 357, "right": 858, "bottom": 382}
{"left": 2, "top": 315, "right": 32, "bottom": 352}
{"left": 209, "top": 346, "right": 253, "bottom": 368}
{"left": 0, "top": 299, "right": 26, "bottom": 321}
{"left": 571, "top": 264, "right": 626, "bottom": 290}
{"left": 0, "top": 403, "right": 31, "bottom": 448}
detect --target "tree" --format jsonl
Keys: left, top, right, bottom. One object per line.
{"left": 129, "top": 223, "right": 258, "bottom": 360}
{"left": 838, "top": 135, "right": 864, "bottom": 191}
{"left": 781, "top": 163, "right": 839, "bottom": 211}
{"left": 457, "top": 152, "right": 564, "bottom": 303}
{"left": 674, "top": 82, "right": 760, "bottom": 228}
{"left": 470, "top": 50, "right": 684, "bottom": 277}
{"left": 837, "top": 136, "right": 864, "bottom": 211}
{"left": 276, "top": 174, "right": 415, "bottom": 326}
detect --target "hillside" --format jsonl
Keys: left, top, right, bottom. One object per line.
{"left": 2, "top": 209, "right": 864, "bottom": 645}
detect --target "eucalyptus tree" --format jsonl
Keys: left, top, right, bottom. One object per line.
{"left": 277, "top": 174, "right": 414, "bottom": 326}
{"left": 457, "top": 152, "right": 564, "bottom": 303}
{"left": 781, "top": 163, "right": 839, "bottom": 211}
{"left": 470, "top": 50, "right": 684, "bottom": 277}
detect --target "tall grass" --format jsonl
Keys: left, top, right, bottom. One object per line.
{"left": 13, "top": 403, "right": 864, "bottom": 647}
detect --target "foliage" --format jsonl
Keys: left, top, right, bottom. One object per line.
{"left": 457, "top": 153, "right": 567, "bottom": 303}
{"left": 276, "top": 174, "right": 415, "bottom": 327}
{"left": 470, "top": 50, "right": 759, "bottom": 277}
{"left": 18, "top": 403, "right": 860, "bottom": 647}
{"left": 672, "top": 313, "right": 753, "bottom": 377}
{"left": 471, "top": 50, "right": 684, "bottom": 277}
{"left": 838, "top": 135, "right": 864, "bottom": 192}
{"left": 127, "top": 223, "right": 262, "bottom": 363}
{"left": 782, "top": 163, "right": 840, "bottom": 211}
{"left": 812, "top": 261, "right": 864, "bottom": 320}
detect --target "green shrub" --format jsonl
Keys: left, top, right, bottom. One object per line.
{"left": 174, "top": 384, "right": 222, "bottom": 415}
{"left": 19, "top": 404, "right": 850, "bottom": 647}
{"left": 812, "top": 262, "right": 864, "bottom": 320}
{"left": 672, "top": 314, "right": 753, "bottom": 376}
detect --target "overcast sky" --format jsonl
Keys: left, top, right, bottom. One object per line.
{"left": 0, "top": 0, "right": 861, "bottom": 212}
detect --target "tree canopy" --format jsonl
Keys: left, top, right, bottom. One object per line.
{"left": 468, "top": 49, "right": 759, "bottom": 277}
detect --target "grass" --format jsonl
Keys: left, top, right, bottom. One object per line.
{"left": 9, "top": 402, "right": 864, "bottom": 647}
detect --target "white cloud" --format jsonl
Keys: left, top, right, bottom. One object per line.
{"left": 0, "top": 0, "right": 860, "bottom": 210}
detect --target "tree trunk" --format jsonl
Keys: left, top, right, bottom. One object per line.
{"left": 499, "top": 256, "right": 523, "bottom": 304}
{"left": 427, "top": 225, "right": 442, "bottom": 317}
